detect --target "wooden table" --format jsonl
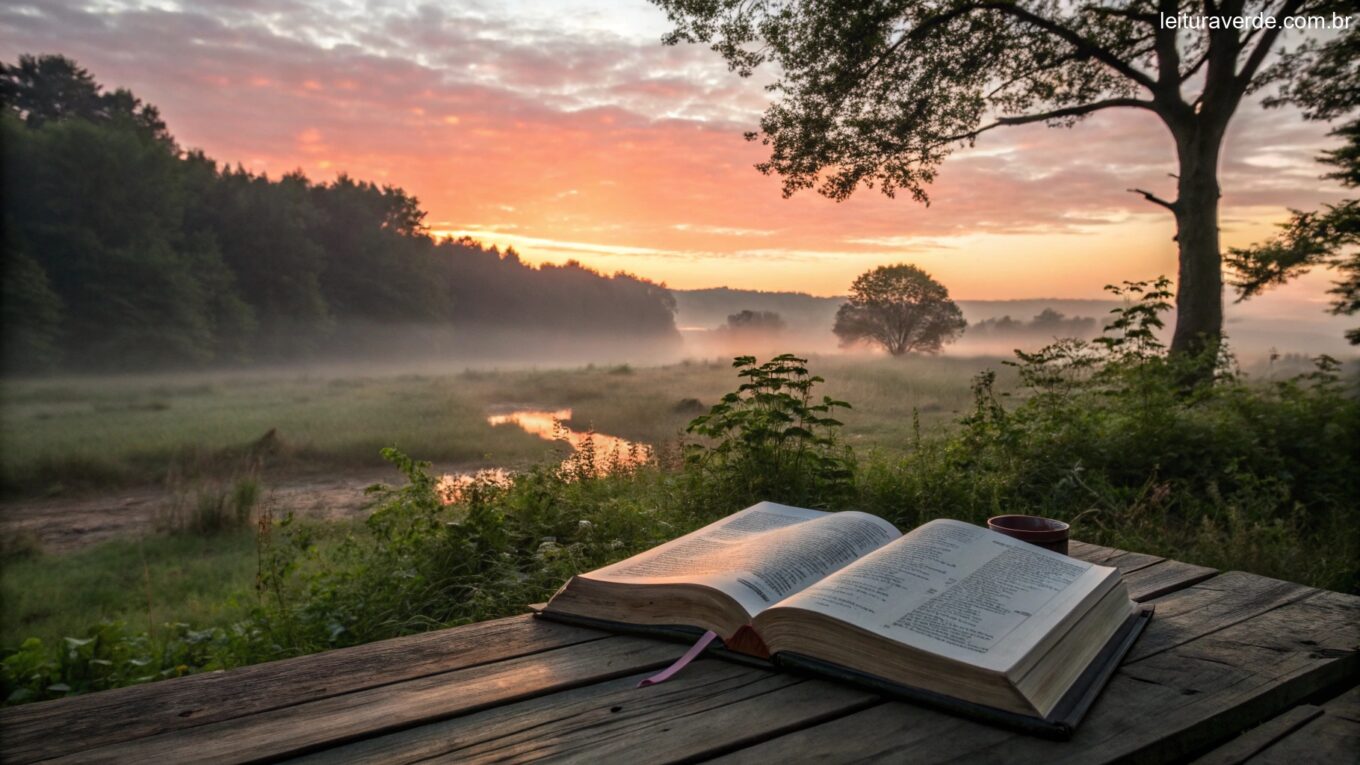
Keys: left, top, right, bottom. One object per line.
{"left": 2, "top": 542, "right": 1357, "bottom": 763}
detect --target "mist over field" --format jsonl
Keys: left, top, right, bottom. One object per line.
{"left": 674, "top": 288, "right": 1356, "bottom": 361}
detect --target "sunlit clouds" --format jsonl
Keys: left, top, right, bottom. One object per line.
{"left": 0, "top": 0, "right": 1347, "bottom": 303}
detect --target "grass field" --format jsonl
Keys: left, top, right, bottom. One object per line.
{"left": 1, "top": 531, "right": 259, "bottom": 646}
{"left": 0, "top": 354, "right": 1012, "bottom": 645}
{"left": 0, "top": 355, "right": 1011, "bottom": 498}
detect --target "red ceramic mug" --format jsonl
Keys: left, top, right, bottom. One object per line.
{"left": 987, "top": 515, "right": 1070, "bottom": 555}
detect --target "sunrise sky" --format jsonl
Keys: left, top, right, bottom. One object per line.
{"left": 0, "top": 0, "right": 1348, "bottom": 304}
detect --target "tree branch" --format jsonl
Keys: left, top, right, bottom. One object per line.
{"left": 1153, "top": 0, "right": 1183, "bottom": 98}
{"left": 1179, "top": 49, "right": 1212, "bottom": 83}
{"left": 1235, "top": 0, "right": 1307, "bottom": 93}
{"left": 1128, "top": 187, "right": 1177, "bottom": 211}
{"left": 858, "top": 2, "right": 1160, "bottom": 94}
{"left": 939, "top": 98, "right": 1157, "bottom": 145}
{"left": 984, "top": 53, "right": 1083, "bottom": 99}
{"left": 978, "top": 2, "right": 1159, "bottom": 92}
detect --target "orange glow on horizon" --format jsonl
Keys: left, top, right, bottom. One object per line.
{"left": 19, "top": 1, "right": 1341, "bottom": 305}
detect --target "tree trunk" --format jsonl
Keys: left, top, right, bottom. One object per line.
{"left": 1169, "top": 126, "right": 1225, "bottom": 366}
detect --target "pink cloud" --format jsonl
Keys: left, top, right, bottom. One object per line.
{"left": 0, "top": 0, "right": 1346, "bottom": 298}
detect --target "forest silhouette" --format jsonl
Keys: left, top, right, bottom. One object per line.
{"left": 1, "top": 55, "right": 680, "bottom": 373}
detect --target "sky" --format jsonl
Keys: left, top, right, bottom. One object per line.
{"left": 0, "top": 0, "right": 1349, "bottom": 307}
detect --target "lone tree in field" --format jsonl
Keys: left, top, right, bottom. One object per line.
{"left": 834, "top": 264, "right": 967, "bottom": 355}
{"left": 651, "top": 0, "right": 1356, "bottom": 372}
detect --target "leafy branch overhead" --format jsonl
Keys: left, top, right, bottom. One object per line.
{"left": 1228, "top": 26, "right": 1360, "bottom": 343}
{"left": 653, "top": 0, "right": 1359, "bottom": 362}
{"left": 655, "top": 0, "right": 1331, "bottom": 203}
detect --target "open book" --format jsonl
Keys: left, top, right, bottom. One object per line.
{"left": 537, "top": 502, "right": 1150, "bottom": 737}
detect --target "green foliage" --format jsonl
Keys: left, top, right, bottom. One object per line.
{"left": 685, "top": 354, "right": 855, "bottom": 507}
{"left": 247, "top": 446, "right": 681, "bottom": 655}
{"left": 1, "top": 251, "right": 64, "bottom": 372}
{"left": 1, "top": 621, "right": 224, "bottom": 704}
{"left": 1229, "top": 23, "right": 1359, "bottom": 343}
{"left": 0, "top": 54, "right": 168, "bottom": 139}
{"left": 1, "top": 55, "right": 681, "bottom": 372}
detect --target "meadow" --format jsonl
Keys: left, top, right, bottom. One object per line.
{"left": 0, "top": 354, "right": 1010, "bottom": 647}
{"left": 0, "top": 355, "right": 1007, "bottom": 499}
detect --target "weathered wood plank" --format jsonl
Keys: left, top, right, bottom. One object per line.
{"left": 0, "top": 615, "right": 605, "bottom": 764}
{"left": 1126, "top": 571, "right": 1314, "bottom": 663}
{"left": 1220, "top": 685, "right": 1360, "bottom": 764}
{"left": 1244, "top": 714, "right": 1360, "bottom": 764}
{"left": 1064, "top": 541, "right": 1211, "bottom": 601}
{"left": 44, "top": 636, "right": 686, "bottom": 764}
{"left": 1122, "top": 559, "right": 1219, "bottom": 603}
{"left": 1069, "top": 541, "right": 1164, "bottom": 573}
{"left": 1187, "top": 705, "right": 1323, "bottom": 765}
{"left": 1320, "top": 683, "right": 1360, "bottom": 723}
{"left": 289, "top": 660, "right": 878, "bottom": 764}
{"left": 713, "top": 576, "right": 1359, "bottom": 765}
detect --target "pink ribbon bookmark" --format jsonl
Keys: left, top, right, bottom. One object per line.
{"left": 637, "top": 630, "right": 718, "bottom": 687}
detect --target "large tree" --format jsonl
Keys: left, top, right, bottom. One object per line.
{"left": 833, "top": 264, "right": 967, "bottom": 354}
{"left": 651, "top": 0, "right": 1356, "bottom": 371}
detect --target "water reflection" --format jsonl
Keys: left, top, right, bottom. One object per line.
{"left": 487, "top": 408, "right": 647, "bottom": 466}
{"left": 439, "top": 407, "right": 650, "bottom": 502}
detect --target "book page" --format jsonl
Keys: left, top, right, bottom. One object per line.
{"left": 583, "top": 501, "right": 901, "bottom": 617}
{"left": 771, "top": 519, "right": 1114, "bottom": 671}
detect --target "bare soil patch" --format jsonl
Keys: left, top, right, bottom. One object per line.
{"left": 0, "top": 464, "right": 467, "bottom": 554}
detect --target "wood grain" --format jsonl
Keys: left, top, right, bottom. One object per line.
{"left": 1187, "top": 705, "right": 1323, "bottom": 765}
{"left": 1068, "top": 541, "right": 1215, "bottom": 601}
{"left": 1122, "top": 559, "right": 1218, "bottom": 602}
{"left": 289, "top": 660, "right": 878, "bottom": 764}
{"left": 1229, "top": 685, "right": 1360, "bottom": 764}
{"left": 1240, "top": 704, "right": 1360, "bottom": 763}
{"left": 1125, "top": 571, "right": 1314, "bottom": 663}
{"left": 1069, "top": 541, "right": 1164, "bottom": 573}
{"left": 43, "top": 636, "right": 686, "bottom": 764}
{"left": 0, "top": 615, "right": 605, "bottom": 764}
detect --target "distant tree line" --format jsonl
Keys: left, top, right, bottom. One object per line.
{"left": 968, "top": 309, "right": 1098, "bottom": 340}
{"left": 1, "top": 55, "right": 679, "bottom": 373}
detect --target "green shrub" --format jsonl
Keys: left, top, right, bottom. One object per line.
{"left": 245, "top": 446, "right": 686, "bottom": 655}
{"left": 1, "top": 621, "right": 227, "bottom": 704}
{"left": 684, "top": 354, "right": 855, "bottom": 508}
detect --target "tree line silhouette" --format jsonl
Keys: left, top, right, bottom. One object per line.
{"left": 1, "top": 55, "right": 679, "bottom": 373}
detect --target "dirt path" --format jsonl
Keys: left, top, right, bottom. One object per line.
{"left": 0, "top": 464, "right": 466, "bottom": 555}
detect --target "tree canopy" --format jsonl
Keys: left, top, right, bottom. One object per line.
{"left": 833, "top": 264, "right": 967, "bottom": 355}
{"left": 1227, "top": 24, "right": 1359, "bottom": 343}
{"left": 652, "top": 0, "right": 1358, "bottom": 367}
{"left": 1, "top": 55, "right": 681, "bottom": 372}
